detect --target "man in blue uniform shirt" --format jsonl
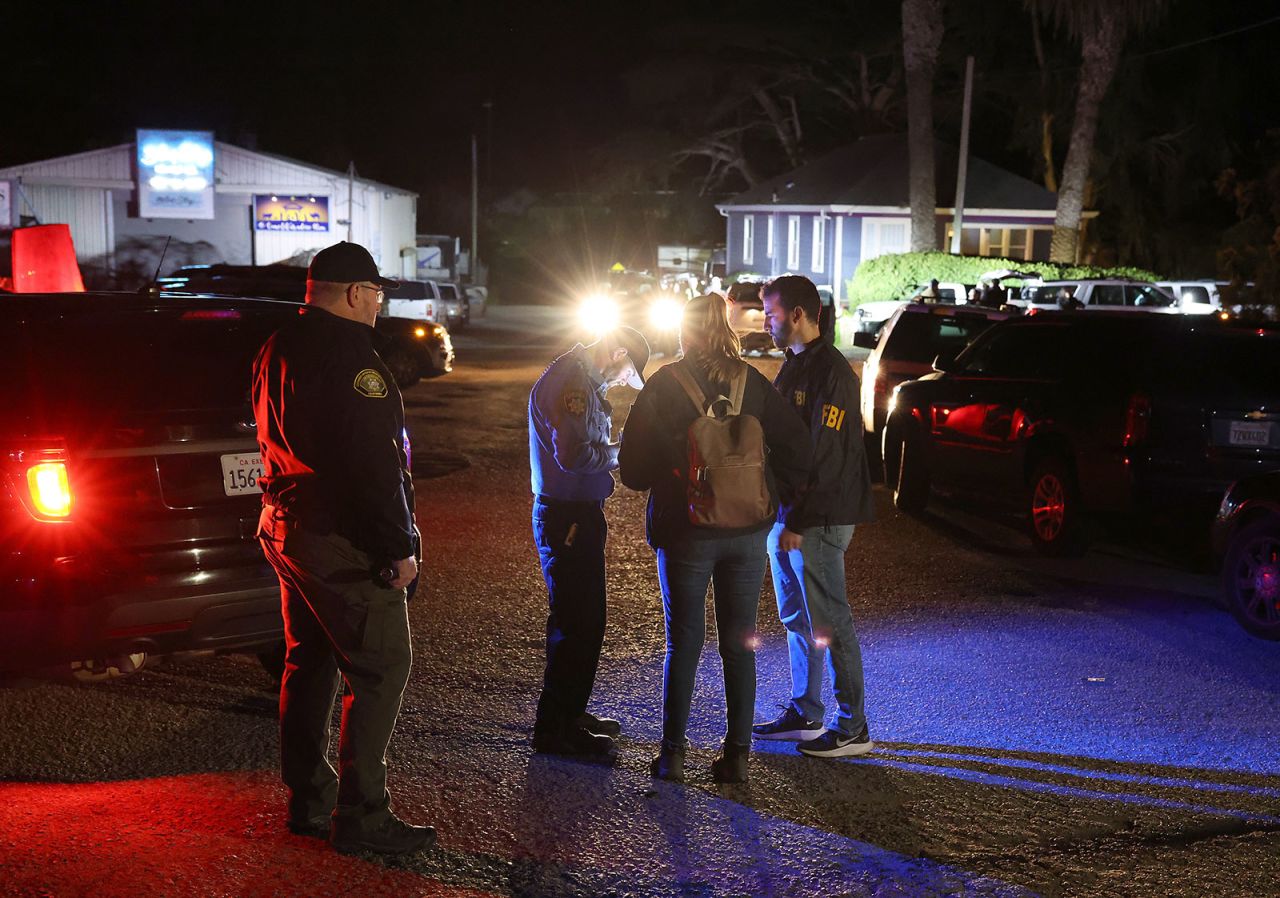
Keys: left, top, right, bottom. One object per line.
{"left": 528, "top": 326, "right": 650, "bottom": 757}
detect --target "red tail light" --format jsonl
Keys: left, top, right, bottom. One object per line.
{"left": 28, "top": 463, "right": 72, "bottom": 517}
{"left": 6, "top": 443, "right": 74, "bottom": 522}
{"left": 1123, "top": 393, "right": 1151, "bottom": 448}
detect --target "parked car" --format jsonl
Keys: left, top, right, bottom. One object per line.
{"left": 1157, "top": 280, "right": 1225, "bottom": 316}
{"left": 725, "top": 280, "right": 771, "bottom": 352}
{"left": 882, "top": 313, "right": 1280, "bottom": 556}
{"left": 854, "top": 303, "right": 1011, "bottom": 470}
{"left": 1010, "top": 278, "right": 1179, "bottom": 313}
{"left": 463, "top": 284, "right": 488, "bottom": 319}
{"left": 851, "top": 281, "right": 970, "bottom": 335}
{"left": 384, "top": 278, "right": 447, "bottom": 325}
{"left": 1212, "top": 471, "right": 1280, "bottom": 641}
{"left": 0, "top": 292, "right": 296, "bottom": 675}
{"left": 436, "top": 282, "right": 466, "bottom": 330}
{"left": 159, "top": 264, "right": 453, "bottom": 386}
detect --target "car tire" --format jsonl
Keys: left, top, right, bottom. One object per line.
{"left": 1220, "top": 515, "right": 1280, "bottom": 640}
{"left": 864, "top": 429, "right": 884, "bottom": 483}
{"left": 383, "top": 347, "right": 421, "bottom": 389}
{"left": 1027, "top": 457, "right": 1087, "bottom": 557}
{"left": 889, "top": 419, "right": 928, "bottom": 514}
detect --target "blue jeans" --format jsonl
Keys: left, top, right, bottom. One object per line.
{"left": 767, "top": 522, "right": 867, "bottom": 737}
{"left": 656, "top": 531, "right": 767, "bottom": 750}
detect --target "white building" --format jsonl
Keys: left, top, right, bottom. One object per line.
{"left": 0, "top": 135, "right": 417, "bottom": 285}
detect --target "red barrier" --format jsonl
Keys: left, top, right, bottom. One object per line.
{"left": 10, "top": 224, "right": 85, "bottom": 292}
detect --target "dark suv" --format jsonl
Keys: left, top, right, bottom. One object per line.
{"left": 1, "top": 293, "right": 291, "bottom": 673}
{"left": 159, "top": 264, "right": 453, "bottom": 387}
{"left": 882, "top": 313, "right": 1280, "bottom": 556}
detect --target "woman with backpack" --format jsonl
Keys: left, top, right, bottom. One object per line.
{"left": 618, "top": 293, "right": 811, "bottom": 783}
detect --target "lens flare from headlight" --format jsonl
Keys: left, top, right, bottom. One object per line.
{"left": 578, "top": 294, "right": 619, "bottom": 333}
{"left": 649, "top": 296, "right": 684, "bottom": 332}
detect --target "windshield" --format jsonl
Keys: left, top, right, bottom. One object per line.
{"left": 882, "top": 313, "right": 1002, "bottom": 362}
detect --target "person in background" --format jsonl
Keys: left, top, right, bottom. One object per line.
{"left": 528, "top": 327, "right": 650, "bottom": 758}
{"left": 753, "top": 274, "right": 876, "bottom": 759}
{"left": 619, "top": 294, "right": 810, "bottom": 784}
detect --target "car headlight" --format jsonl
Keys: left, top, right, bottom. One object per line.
{"left": 648, "top": 296, "right": 684, "bottom": 332}
{"left": 578, "top": 294, "right": 620, "bottom": 334}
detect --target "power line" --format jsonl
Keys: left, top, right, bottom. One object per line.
{"left": 972, "top": 12, "right": 1280, "bottom": 84}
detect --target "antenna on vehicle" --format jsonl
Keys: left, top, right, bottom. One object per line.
{"left": 138, "top": 236, "right": 173, "bottom": 298}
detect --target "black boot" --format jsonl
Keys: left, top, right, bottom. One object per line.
{"left": 710, "top": 742, "right": 749, "bottom": 784}
{"left": 649, "top": 746, "right": 686, "bottom": 782}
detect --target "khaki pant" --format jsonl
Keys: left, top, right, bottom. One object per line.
{"left": 258, "top": 506, "right": 412, "bottom": 831}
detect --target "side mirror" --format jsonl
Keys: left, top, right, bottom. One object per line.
{"left": 853, "top": 330, "right": 879, "bottom": 349}
{"left": 932, "top": 351, "right": 958, "bottom": 372}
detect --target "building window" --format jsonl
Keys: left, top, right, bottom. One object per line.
{"left": 861, "top": 218, "right": 910, "bottom": 261}
{"left": 944, "top": 224, "right": 1040, "bottom": 260}
{"left": 766, "top": 215, "right": 774, "bottom": 259}
{"left": 811, "top": 217, "right": 826, "bottom": 273}
{"left": 742, "top": 215, "right": 754, "bottom": 266}
{"left": 787, "top": 216, "right": 800, "bottom": 270}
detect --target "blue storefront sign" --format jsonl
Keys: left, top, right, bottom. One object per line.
{"left": 136, "top": 129, "right": 216, "bottom": 220}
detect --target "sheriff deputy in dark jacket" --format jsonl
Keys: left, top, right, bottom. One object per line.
{"left": 528, "top": 326, "right": 650, "bottom": 758}
{"left": 752, "top": 275, "right": 877, "bottom": 760}
{"left": 253, "top": 241, "right": 434, "bottom": 857}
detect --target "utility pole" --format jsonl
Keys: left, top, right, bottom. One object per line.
{"left": 347, "top": 160, "right": 355, "bottom": 244}
{"left": 470, "top": 133, "right": 479, "bottom": 281}
{"left": 950, "top": 55, "right": 974, "bottom": 254}
{"left": 482, "top": 100, "right": 493, "bottom": 190}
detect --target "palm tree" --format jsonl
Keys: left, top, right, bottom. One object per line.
{"left": 902, "top": 0, "right": 944, "bottom": 253}
{"left": 1030, "top": 0, "right": 1170, "bottom": 262}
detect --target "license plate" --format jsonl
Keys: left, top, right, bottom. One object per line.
{"left": 1228, "top": 422, "right": 1272, "bottom": 447}
{"left": 220, "top": 452, "right": 264, "bottom": 496}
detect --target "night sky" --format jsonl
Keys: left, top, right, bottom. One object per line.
{"left": 4, "top": 1, "right": 1278, "bottom": 247}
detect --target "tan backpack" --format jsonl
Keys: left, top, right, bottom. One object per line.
{"left": 670, "top": 361, "right": 772, "bottom": 529}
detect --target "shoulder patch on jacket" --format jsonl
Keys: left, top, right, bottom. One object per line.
{"left": 562, "top": 388, "right": 587, "bottom": 416}
{"left": 353, "top": 368, "right": 389, "bottom": 398}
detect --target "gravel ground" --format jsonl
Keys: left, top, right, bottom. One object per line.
{"left": 1, "top": 306, "right": 1276, "bottom": 897}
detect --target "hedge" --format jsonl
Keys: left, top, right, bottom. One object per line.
{"left": 845, "top": 252, "right": 1163, "bottom": 309}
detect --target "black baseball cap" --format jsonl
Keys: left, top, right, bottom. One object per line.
{"left": 308, "top": 241, "right": 399, "bottom": 289}
{"left": 610, "top": 325, "right": 650, "bottom": 389}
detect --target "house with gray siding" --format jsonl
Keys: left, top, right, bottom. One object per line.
{"left": 717, "top": 134, "right": 1077, "bottom": 304}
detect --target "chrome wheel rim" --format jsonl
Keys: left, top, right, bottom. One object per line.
{"left": 1032, "top": 474, "right": 1066, "bottom": 541}
{"left": 1233, "top": 535, "right": 1280, "bottom": 628}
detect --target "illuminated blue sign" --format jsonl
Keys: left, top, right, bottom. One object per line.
{"left": 136, "top": 129, "right": 215, "bottom": 220}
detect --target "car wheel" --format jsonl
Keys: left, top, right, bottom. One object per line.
{"left": 864, "top": 429, "right": 884, "bottom": 483}
{"left": 890, "top": 419, "right": 929, "bottom": 514}
{"left": 1221, "top": 515, "right": 1280, "bottom": 640}
{"left": 1027, "top": 457, "right": 1087, "bottom": 557}
{"left": 383, "top": 348, "right": 421, "bottom": 389}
